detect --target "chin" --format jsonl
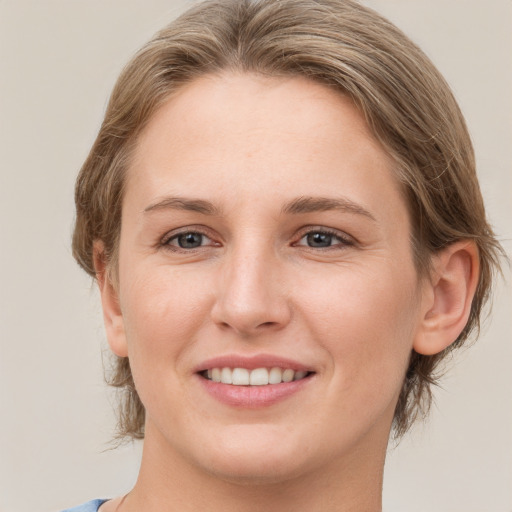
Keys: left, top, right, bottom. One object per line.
{"left": 204, "top": 455, "right": 309, "bottom": 486}
{"left": 190, "top": 425, "right": 317, "bottom": 484}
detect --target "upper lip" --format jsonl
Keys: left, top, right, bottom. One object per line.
{"left": 194, "top": 354, "right": 314, "bottom": 373}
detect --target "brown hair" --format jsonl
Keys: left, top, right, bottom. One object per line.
{"left": 72, "top": 0, "right": 503, "bottom": 439}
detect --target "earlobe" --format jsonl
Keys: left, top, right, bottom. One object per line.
{"left": 413, "top": 241, "right": 480, "bottom": 356}
{"left": 93, "top": 241, "right": 128, "bottom": 358}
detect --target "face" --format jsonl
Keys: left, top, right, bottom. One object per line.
{"left": 107, "top": 73, "right": 429, "bottom": 482}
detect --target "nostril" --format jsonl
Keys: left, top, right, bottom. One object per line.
{"left": 259, "top": 321, "right": 278, "bottom": 328}
{"left": 209, "top": 285, "right": 294, "bottom": 336}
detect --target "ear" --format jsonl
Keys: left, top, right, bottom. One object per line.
{"left": 93, "top": 241, "right": 128, "bottom": 357}
{"left": 413, "top": 241, "right": 480, "bottom": 356}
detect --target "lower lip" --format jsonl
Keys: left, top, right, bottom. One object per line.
{"left": 198, "top": 375, "right": 313, "bottom": 408}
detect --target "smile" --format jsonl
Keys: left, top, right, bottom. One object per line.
{"left": 202, "top": 367, "right": 311, "bottom": 386}
{"left": 196, "top": 355, "right": 315, "bottom": 407}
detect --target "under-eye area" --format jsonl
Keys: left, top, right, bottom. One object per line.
{"left": 200, "top": 367, "right": 315, "bottom": 386}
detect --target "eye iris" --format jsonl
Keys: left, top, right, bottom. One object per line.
{"left": 178, "top": 232, "right": 203, "bottom": 248}
{"left": 307, "top": 232, "right": 332, "bottom": 247}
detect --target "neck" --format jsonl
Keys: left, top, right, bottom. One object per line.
{"left": 124, "top": 421, "right": 386, "bottom": 512}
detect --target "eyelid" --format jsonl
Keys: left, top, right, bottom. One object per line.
{"left": 293, "top": 226, "right": 356, "bottom": 247}
{"left": 158, "top": 224, "right": 356, "bottom": 251}
{"left": 160, "top": 225, "right": 220, "bottom": 248}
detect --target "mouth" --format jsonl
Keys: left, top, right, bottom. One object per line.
{"left": 200, "top": 367, "right": 314, "bottom": 386}
{"left": 195, "top": 356, "right": 315, "bottom": 407}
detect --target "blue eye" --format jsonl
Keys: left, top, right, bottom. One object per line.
{"left": 306, "top": 232, "right": 334, "bottom": 248}
{"left": 167, "top": 232, "right": 211, "bottom": 249}
{"left": 297, "top": 230, "right": 352, "bottom": 249}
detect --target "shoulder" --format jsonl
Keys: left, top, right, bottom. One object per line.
{"left": 60, "top": 499, "right": 109, "bottom": 512}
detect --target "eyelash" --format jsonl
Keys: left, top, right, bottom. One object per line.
{"left": 161, "top": 228, "right": 216, "bottom": 251}
{"left": 160, "top": 227, "right": 355, "bottom": 252}
{"left": 294, "top": 228, "right": 355, "bottom": 250}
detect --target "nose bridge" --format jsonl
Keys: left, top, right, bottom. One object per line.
{"left": 211, "top": 234, "right": 290, "bottom": 335}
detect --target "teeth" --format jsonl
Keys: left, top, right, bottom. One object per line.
{"left": 212, "top": 368, "right": 221, "bottom": 383}
{"left": 268, "top": 367, "right": 282, "bottom": 384}
{"left": 231, "top": 368, "right": 250, "bottom": 385}
{"left": 221, "top": 367, "right": 232, "bottom": 384}
{"left": 249, "top": 368, "right": 269, "bottom": 386}
{"left": 205, "top": 367, "right": 310, "bottom": 386}
{"left": 282, "top": 369, "right": 294, "bottom": 382}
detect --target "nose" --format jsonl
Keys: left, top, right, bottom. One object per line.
{"left": 210, "top": 243, "right": 292, "bottom": 337}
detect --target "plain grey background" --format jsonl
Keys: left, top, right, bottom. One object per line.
{"left": 0, "top": 1, "right": 510, "bottom": 511}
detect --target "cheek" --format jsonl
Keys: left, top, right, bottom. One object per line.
{"left": 117, "top": 265, "right": 219, "bottom": 434}
{"left": 297, "top": 263, "right": 420, "bottom": 403}
{"left": 119, "top": 265, "right": 214, "bottom": 374}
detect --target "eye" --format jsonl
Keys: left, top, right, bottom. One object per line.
{"left": 165, "top": 231, "right": 214, "bottom": 249}
{"left": 296, "top": 229, "right": 353, "bottom": 249}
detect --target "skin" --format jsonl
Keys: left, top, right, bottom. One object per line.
{"left": 96, "top": 73, "right": 478, "bottom": 512}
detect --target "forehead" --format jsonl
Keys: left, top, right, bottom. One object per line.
{"left": 126, "top": 72, "right": 407, "bottom": 228}
{"left": 134, "top": 73, "right": 384, "bottom": 162}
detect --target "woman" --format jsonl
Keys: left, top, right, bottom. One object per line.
{"left": 65, "top": 0, "right": 503, "bottom": 510}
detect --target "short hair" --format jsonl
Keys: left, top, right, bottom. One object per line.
{"left": 72, "top": 0, "right": 503, "bottom": 440}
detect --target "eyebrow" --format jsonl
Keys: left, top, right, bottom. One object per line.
{"left": 281, "top": 196, "right": 376, "bottom": 221}
{"left": 144, "top": 197, "right": 221, "bottom": 216}
{"left": 143, "top": 195, "right": 375, "bottom": 221}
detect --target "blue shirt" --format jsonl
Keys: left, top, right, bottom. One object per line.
{"left": 61, "top": 499, "right": 109, "bottom": 512}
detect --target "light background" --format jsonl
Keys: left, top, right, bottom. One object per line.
{"left": 0, "top": 1, "right": 510, "bottom": 511}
